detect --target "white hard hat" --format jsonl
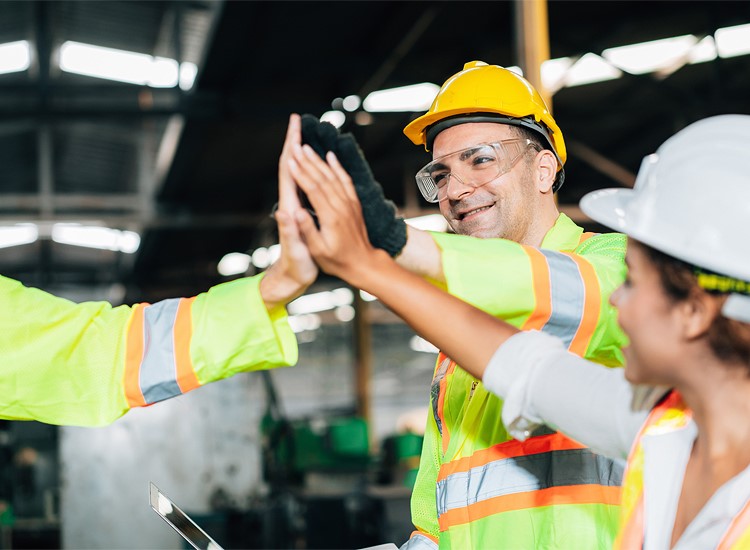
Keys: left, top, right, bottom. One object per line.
{"left": 580, "top": 114, "right": 750, "bottom": 323}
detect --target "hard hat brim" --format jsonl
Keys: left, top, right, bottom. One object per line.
{"left": 579, "top": 187, "right": 634, "bottom": 235}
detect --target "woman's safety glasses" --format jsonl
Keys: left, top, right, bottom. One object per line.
{"left": 415, "top": 139, "right": 538, "bottom": 203}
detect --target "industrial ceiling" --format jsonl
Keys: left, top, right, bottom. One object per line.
{"left": 1, "top": 0, "right": 749, "bottom": 305}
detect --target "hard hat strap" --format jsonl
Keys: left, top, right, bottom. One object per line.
{"left": 426, "top": 114, "right": 553, "bottom": 151}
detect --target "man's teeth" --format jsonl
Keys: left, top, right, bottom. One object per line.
{"left": 462, "top": 206, "right": 491, "bottom": 218}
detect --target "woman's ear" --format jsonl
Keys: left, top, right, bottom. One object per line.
{"left": 682, "top": 289, "right": 722, "bottom": 340}
{"left": 536, "top": 149, "right": 557, "bottom": 194}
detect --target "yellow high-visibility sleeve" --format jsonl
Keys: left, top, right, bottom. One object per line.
{"left": 0, "top": 272, "right": 297, "bottom": 426}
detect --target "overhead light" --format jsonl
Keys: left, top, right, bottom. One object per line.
{"left": 687, "top": 36, "right": 718, "bottom": 64}
{"left": 0, "top": 224, "right": 38, "bottom": 248}
{"left": 716, "top": 22, "right": 750, "bottom": 58}
{"left": 0, "top": 40, "right": 31, "bottom": 75}
{"left": 179, "top": 62, "right": 198, "bottom": 90}
{"left": 564, "top": 53, "right": 622, "bottom": 87}
{"left": 320, "top": 110, "right": 346, "bottom": 128}
{"left": 603, "top": 35, "right": 698, "bottom": 75}
{"left": 250, "top": 244, "right": 281, "bottom": 269}
{"left": 51, "top": 223, "right": 140, "bottom": 253}
{"left": 59, "top": 41, "right": 195, "bottom": 89}
{"left": 541, "top": 57, "right": 574, "bottom": 93}
{"left": 217, "top": 252, "right": 251, "bottom": 276}
{"left": 405, "top": 213, "right": 449, "bottom": 233}
{"left": 288, "top": 313, "right": 321, "bottom": 333}
{"left": 363, "top": 82, "right": 440, "bottom": 112}
{"left": 342, "top": 95, "right": 361, "bottom": 112}
{"left": 288, "top": 287, "right": 353, "bottom": 315}
{"left": 334, "top": 305, "right": 356, "bottom": 322}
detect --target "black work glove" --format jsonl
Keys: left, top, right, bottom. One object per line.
{"left": 300, "top": 114, "right": 408, "bottom": 257}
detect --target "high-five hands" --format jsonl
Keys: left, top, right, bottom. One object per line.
{"left": 286, "top": 137, "right": 392, "bottom": 288}
{"left": 300, "top": 115, "right": 407, "bottom": 257}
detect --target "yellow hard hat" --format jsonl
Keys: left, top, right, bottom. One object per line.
{"left": 403, "top": 61, "right": 566, "bottom": 190}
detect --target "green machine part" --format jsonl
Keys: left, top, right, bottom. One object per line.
{"left": 262, "top": 414, "right": 373, "bottom": 484}
{"left": 379, "top": 432, "right": 424, "bottom": 489}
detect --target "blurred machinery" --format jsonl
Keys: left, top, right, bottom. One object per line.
{"left": 248, "top": 371, "right": 420, "bottom": 550}
{"left": 0, "top": 373, "right": 422, "bottom": 550}
{"left": 0, "top": 421, "right": 60, "bottom": 549}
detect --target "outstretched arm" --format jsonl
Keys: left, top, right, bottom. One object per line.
{"left": 288, "top": 142, "right": 518, "bottom": 379}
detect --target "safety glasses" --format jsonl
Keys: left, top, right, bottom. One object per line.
{"left": 415, "top": 139, "right": 538, "bottom": 203}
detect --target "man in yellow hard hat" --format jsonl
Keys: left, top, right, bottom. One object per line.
{"left": 1, "top": 117, "right": 314, "bottom": 426}
{"left": 297, "top": 61, "right": 627, "bottom": 549}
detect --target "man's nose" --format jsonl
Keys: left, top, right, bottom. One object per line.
{"left": 443, "top": 172, "right": 476, "bottom": 201}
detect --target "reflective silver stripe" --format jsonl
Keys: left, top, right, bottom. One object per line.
{"left": 140, "top": 298, "right": 182, "bottom": 404}
{"left": 399, "top": 533, "right": 438, "bottom": 550}
{"left": 431, "top": 355, "right": 453, "bottom": 436}
{"left": 539, "top": 249, "right": 585, "bottom": 348}
{"left": 436, "top": 448, "right": 623, "bottom": 516}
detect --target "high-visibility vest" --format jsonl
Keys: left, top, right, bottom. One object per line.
{"left": 615, "top": 391, "right": 750, "bottom": 550}
{"left": 406, "top": 216, "right": 629, "bottom": 549}
{"left": 431, "top": 355, "right": 622, "bottom": 550}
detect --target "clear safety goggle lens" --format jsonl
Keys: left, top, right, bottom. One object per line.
{"left": 415, "top": 139, "right": 536, "bottom": 203}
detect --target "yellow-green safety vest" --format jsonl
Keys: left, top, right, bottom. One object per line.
{"left": 405, "top": 214, "right": 629, "bottom": 549}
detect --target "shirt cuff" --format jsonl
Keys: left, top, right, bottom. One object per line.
{"left": 482, "top": 330, "right": 566, "bottom": 440}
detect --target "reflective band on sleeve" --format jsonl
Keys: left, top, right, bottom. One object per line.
{"left": 565, "top": 253, "right": 602, "bottom": 357}
{"left": 124, "top": 297, "right": 200, "bottom": 407}
{"left": 173, "top": 297, "right": 201, "bottom": 394}
{"left": 539, "top": 249, "right": 586, "bottom": 348}
{"left": 125, "top": 303, "right": 148, "bottom": 407}
{"left": 521, "top": 247, "right": 553, "bottom": 331}
{"left": 522, "top": 247, "right": 601, "bottom": 355}
{"left": 141, "top": 298, "right": 182, "bottom": 403}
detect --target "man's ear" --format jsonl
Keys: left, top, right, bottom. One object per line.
{"left": 535, "top": 149, "right": 557, "bottom": 194}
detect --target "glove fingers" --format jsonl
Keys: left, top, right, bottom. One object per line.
{"left": 300, "top": 113, "right": 339, "bottom": 158}
{"left": 336, "top": 134, "right": 375, "bottom": 179}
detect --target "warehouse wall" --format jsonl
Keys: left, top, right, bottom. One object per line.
{"left": 60, "top": 318, "right": 436, "bottom": 549}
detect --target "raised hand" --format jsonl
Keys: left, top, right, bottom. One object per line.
{"left": 259, "top": 114, "right": 318, "bottom": 309}
{"left": 288, "top": 142, "right": 390, "bottom": 286}
{"left": 300, "top": 115, "right": 407, "bottom": 257}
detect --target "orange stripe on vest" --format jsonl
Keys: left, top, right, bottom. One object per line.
{"left": 438, "top": 484, "right": 622, "bottom": 531}
{"left": 437, "top": 432, "right": 588, "bottom": 481}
